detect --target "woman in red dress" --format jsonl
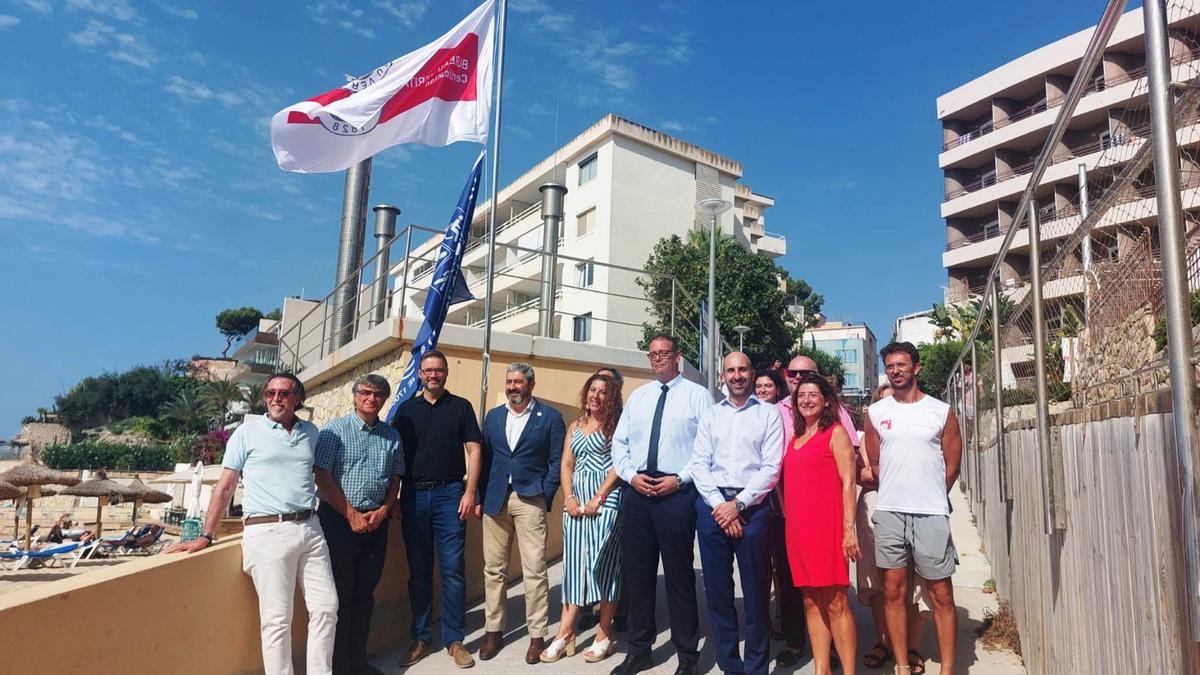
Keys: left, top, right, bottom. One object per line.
{"left": 783, "top": 372, "right": 861, "bottom": 675}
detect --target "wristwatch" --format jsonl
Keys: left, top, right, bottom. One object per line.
{"left": 735, "top": 499, "right": 747, "bottom": 513}
{"left": 199, "top": 532, "right": 216, "bottom": 544}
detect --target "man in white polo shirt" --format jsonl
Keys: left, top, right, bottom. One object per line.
{"left": 864, "top": 342, "right": 961, "bottom": 675}
{"left": 170, "top": 372, "right": 338, "bottom": 675}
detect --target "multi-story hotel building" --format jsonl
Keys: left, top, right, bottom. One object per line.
{"left": 937, "top": 5, "right": 1200, "bottom": 323}
{"left": 391, "top": 114, "right": 786, "bottom": 351}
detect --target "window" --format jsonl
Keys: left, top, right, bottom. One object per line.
{"left": 1100, "top": 131, "right": 1113, "bottom": 149}
{"left": 578, "top": 154, "right": 597, "bottom": 185}
{"left": 983, "top": 218, "right": 1000, "bottom": 239}
{"left": 834, "top": 349, "right": 858, "bottom": 364}
{"left": 573, "top": 313, "right": 592, "bottom": 342}
{"left": 576, "top": 208, "right": 595, "bottom": 238}
{"left": 981, "top": 169, "right": 997, "bottom": 188}
{"left": 845, "top": 372, "right": 859, "bottom": 388}
{"left": 575, "top": 260, "right": 594, "bottom": 288}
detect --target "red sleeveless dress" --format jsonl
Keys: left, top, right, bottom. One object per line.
{"left": 783, "top": 424, "right": 850, "bottom": 588}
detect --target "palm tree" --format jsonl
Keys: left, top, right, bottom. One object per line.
{"left": 160, "top": 391, "right": 215, "bottom": 434}
{"left": 241, "top": 383, "right": 267, "bottom": 415}
{"left": 201, "top": 378, "right": 244, "bottom": 425}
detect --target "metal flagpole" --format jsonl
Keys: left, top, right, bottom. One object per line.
{"left": 479, "top": 0, "right": 508, "bottom": 418}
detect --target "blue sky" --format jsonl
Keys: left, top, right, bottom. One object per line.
{"left": 0, "top": 0, "right": 1119, "bottom": 436}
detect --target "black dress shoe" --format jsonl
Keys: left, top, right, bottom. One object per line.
{"left": 610, "top": 652, "right": 652, "bottom": 675}
{"left": 776, "top": 648, "right": 800, "bottom": 668}
{"left": 672, "top": 658, "right": 697, "bottom": 675}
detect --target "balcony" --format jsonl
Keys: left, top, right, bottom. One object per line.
{"left": 753, "top": 231, "right": 786, "bottom": 257}
{"left": 940, "top": 47, "right": 1200, "bottom": 153}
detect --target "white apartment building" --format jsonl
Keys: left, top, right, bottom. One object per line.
{"left": 392, "top": 114, "right": 786, "bottom": 350}
{"left": 807, "top": 321, "right": 878, "bottom": 398}
{"left": 937, "top": 4, "right": 1200, "bottom": 378}
{"left": 893, "top": 309, "right": 939, "bottom": 346}
{"left": 938, "top": 5, "right": 1200, "bottom": 309}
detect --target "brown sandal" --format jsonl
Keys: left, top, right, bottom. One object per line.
{"left": 906, "top": 649, "right": 926, "bottom": 675}
{"left": 864, "top": 642, "right": 893, "bottom": 668}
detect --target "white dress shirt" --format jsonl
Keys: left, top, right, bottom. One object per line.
{"left": 505, "top": 399, "right": 535, "bottom": 484}
{"left": 688, "top": 395, "right": 784, "bottom": 509}
{"left": 613, "top": 373, "right": 714, "bottom": 484}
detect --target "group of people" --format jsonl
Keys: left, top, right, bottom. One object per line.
{"left": 169, "top": 337, "right": 961, "bottom": 675}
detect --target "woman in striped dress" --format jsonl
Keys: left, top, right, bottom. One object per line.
{"left": 541, "top": 373, "right": 623, "bottom": 664}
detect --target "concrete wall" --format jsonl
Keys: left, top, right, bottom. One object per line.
{"left": 0, "top": 323, "right": 657, "bottom": 674}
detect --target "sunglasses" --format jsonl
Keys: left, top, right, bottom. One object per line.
{"left": 784, "top": 369, "right": 816, "bottom": 378}
{"left": 264, "top": 389, "right": 296, "bottom": 400}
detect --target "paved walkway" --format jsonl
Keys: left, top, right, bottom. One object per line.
{"left": 372, "top": 486, "right": 1024, "bottom": 674}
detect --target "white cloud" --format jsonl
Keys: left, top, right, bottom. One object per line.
{"left": 535, "top": 12, "right": 572, "bottom": 33}
{"left": 308, "top": 1, "right": 377, "bottom": 39}
{"left": 372, "top": 0, "right": 429, "bottom": 28}
{"left": 67, "top": 19, "right": 158, "bottom": 68}
{"left": 659, "top": 120, "right": 687, "bottom": 133}
{"left": 159, "top": 2, "right": 198, "bottom": 20}
{"left": 17, "top": 0, "right": 52, "bottom": 15}
{"left": 66, "top": 0, "right": 139, "bottom": 23}
{"left": 164, "top": 75, "right": 243, "bottom": 107}
{"left": 246, "top": 204, "right": 284, "bottom": 222}
{"left": 0, "top": 15, "right": 20, "bottom": 28}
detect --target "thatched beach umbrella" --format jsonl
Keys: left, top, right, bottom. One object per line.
{"left": 0, "top": 462, "right": 80, "bottom": 549}
{"left": 0, "top": 480, "right": 19, "bottom": 501}
{"left": 124, "top": 476, "right": 172, "bottom": 526}
{"left": 61, "top": 471, "right": 138, "bottom": 537}
{"left": 10, "top": 485, "right": 57, "bottom": 539}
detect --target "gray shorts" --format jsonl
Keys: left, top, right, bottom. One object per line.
{"left": 872, "top": 509, "right": 958, "bottom": 580}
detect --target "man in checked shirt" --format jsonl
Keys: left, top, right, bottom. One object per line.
{"left": 314, "top": 373, "right": 404, "bottom": 675}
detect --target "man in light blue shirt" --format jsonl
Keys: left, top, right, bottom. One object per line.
{"left": 688, "top": 352, "right": 783, "bottom": 675}
{"left": 610, "top": 334, "right": 712, "bottom": 675}
{"left": 169, "top": 372, "right": 338, "bottom": 675}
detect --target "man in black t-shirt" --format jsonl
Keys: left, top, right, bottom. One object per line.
{"left": 391, "top": 350, "right": 483, "bottom": 669}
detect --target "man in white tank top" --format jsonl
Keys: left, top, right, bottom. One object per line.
{"left": 864, "top": 342, "right": 962, "bottom": 675}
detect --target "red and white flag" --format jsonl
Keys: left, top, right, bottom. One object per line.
{"left": 271, "top": 0, "right": 495, "bottom": 173}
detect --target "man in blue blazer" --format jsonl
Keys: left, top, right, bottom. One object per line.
{"left": 476, "top": 362, "right": 567, "bottom": 664}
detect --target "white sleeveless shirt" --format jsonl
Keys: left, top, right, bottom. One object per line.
{"left": 868, "top": 394, "right": 951, "bottom": 516}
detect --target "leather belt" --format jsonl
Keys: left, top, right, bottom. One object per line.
{"left": 244, "top": 509, "right": 313, "bottom": 526}
{"left": 409, "top": 479, "right": 462, "bottom": 490}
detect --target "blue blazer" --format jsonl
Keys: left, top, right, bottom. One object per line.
{"left": 479, "top": 399, "right": 566, "bottom": 517}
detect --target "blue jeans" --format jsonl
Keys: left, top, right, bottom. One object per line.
{"left": 401, "top": 481, "right": 467, "bottom": 645}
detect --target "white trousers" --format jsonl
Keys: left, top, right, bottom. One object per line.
{"left": 242, "top": 517, "right": 339, "bottom": 675}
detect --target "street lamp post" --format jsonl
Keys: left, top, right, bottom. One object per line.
{"left": 733, "top": 325, "right": 751, "bottom": 352}
{"left": 696, "top": 198, "right": 732, "bottom": 395}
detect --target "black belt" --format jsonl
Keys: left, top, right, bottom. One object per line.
{"left": 409, "top": 479, "right": 463, "bottom": 490}
{"left": 718, "top": 487, "right": 746, "bottom": 501}
{"left": 244, "top": 509, "right": 313, "bottom": 526}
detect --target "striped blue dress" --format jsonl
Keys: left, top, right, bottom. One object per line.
{"left": 561, "top": 426, "right": 622, "bottom": 605}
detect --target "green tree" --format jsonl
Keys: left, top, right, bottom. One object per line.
{"left": 216, "top": 307, "right": 264, "bottom": 357}
{"left": 201, "top": 378, "right": 245, "bottom": 425}
{"left": 56, "top": 372, "right": 121, "bottom": 430}
{"left": 785, "top": 277, "right": 824, "bottom": 334}
{"left": 241, "top": 383, "right": 268, "bottom": 414}
{"left": 160, "top": 390, "right": 214, "bottom": 436}
{"left": 795, "top": 343, "right": 845, "bottom": 383}
{"left": 917, "top": 340, "right": 965, "bottom": 395}
{"left": 637, "top": 230, "right": 800, "bottom": 368}
{"left": 264, "top": 307, "right": 282, "bottom": 321}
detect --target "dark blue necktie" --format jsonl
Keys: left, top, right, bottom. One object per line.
{"left": 646, "top": 384, "right": 669, "bottom": 475}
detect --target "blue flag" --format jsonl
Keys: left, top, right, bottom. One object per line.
{"left": 386, "top": 152, "right": 483, "bottom": 422}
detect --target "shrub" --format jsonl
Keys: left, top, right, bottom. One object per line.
{"left": 1154, "top": 290, "right": 1200, "bottom": 352}
{"left": 20, "top": 416, "right": 37, "bottom": 425}
{"left": 106, "top": 416, "right": 166, "bottom": 439}
{"left": 43, "top": 441, "right": 172, "bottom": 471}
{"left": 172, "top": 430, "right": 231, "bottom": 465}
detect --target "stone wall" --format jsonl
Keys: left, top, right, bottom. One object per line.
{"left": 1075, "top": 302, "right": 1161, "bottom": 397}
{"left": 11, "top": 422, "right": 72, "bottom": 458}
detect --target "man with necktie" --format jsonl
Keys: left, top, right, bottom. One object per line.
{"left": 611, "top": 334, "right": 714, "bottom": 675}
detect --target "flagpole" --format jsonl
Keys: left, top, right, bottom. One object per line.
{"left": 479, "top": 0, "right": 508, "bottom": 419}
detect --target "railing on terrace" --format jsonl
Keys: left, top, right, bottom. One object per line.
{"left": 228, "top": 323, "right": 280, "bottom": 357}
{"left": 941, "top": 45, "right": 1200, "bottom": 152}
{"left": 274, "top": 221, "right": 737, "bottom": 377}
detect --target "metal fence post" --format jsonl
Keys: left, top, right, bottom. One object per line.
{"left": 1145, "top": 0, "right": 1200, "bottom": 641}
{"left": 992, "top": 282, "right": 1009, "bottom": 501}
{"left": 399, "top": 224, "right": 414, "bottom": 319}
{"left": 1029, "top": 201, "right": 1056, "bottom": 533}
{"left": 971, "top": 341, "right": 982, "bottom": 503}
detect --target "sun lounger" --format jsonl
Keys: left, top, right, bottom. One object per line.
{"left": 0, "top": 541, "right": 100, "bottom": 571}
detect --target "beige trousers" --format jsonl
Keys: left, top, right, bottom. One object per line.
{"left": 482, "top": 489, "right": 550, "bottom": 637}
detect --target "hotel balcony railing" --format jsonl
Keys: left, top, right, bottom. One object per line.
{"left": 941, "top": 47, "right": 1200, "bottom": 152}
{"left": 408, "top": 203, "right": 542, "bottom": 283}
{"left": 944, "top": 168, "right": 1200, "bottom": 252}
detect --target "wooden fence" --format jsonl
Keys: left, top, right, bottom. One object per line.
{"left": 965, "top": 398, "right": 1200, "bottom": 673}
